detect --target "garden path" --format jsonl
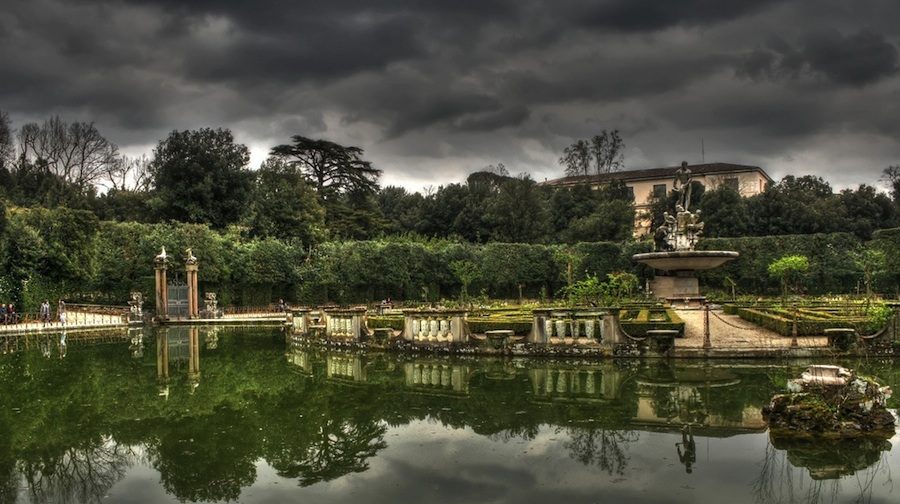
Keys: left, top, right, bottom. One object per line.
{"left": 676, "top": 309, "right": 829, "bottom": 349}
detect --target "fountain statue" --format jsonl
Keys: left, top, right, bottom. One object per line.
{"left": 633, "top": 161, "right": 738, "bottom": 302}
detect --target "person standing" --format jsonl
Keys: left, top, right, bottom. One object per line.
{"left": 40, "top": 300, "right": 51, "bottom": 326}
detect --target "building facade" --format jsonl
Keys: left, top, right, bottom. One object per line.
{"left": 542, "top": 162, "right": 773, "bottom": 236}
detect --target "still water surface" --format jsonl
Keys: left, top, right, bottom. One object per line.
{"left": 1, "top": 326, "right": 898, "bottom": 503}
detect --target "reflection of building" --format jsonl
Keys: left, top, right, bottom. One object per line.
{"left": 542, "top": 162, "right": 772, "bottom": 236}
{"left": 156, "top": 327, "right": 201, "bottom": 397}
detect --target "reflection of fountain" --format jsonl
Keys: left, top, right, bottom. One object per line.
{"left": 632, "top": 161, "right": 738, "bottom": 302}
{"left": 675, "top": 425, "right": 696, "bottom": 474}
{"left": 634, "top": 366, "right": 763, "bottom": 432}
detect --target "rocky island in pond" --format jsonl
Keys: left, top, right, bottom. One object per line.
{"left": 763, "top": 365, "right": 896, "bottom": 438}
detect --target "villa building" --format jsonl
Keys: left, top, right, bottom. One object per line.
{"left": 542, "top": 162, "right": 773, "bottom": 236}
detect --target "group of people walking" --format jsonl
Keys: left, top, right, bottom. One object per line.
{"left": 39, "top": 299, "right": 66, "bottom": 326}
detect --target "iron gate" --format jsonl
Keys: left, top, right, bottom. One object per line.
{"left": 168, "top": 283, "right": 188, "bottom": 318}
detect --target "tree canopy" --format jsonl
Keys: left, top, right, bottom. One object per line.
{"left": 149, "top": 128, "right": 254, "bottom": 228}
{"left": 270, "top": 136, "right": 382, "bottom": 198}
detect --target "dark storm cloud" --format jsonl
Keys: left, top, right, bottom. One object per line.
{"left": 1, "top": 0, "right": 899, "bottom": 187}
{"left": 572, "top": 0, "right": 786, "bottom": 31}
{"left": 738, "top": 30, "right": 899, "bottom": 86}
{"left": 802, "top": 29, "right": 899, "bottom": 85}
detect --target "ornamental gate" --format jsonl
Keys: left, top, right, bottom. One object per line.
{"left": 167, "top": 283, "right": 189, "bottom": 319}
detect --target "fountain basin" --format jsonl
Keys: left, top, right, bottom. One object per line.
{"left": 632, "top": 250, "right": 738, "bottom": 272}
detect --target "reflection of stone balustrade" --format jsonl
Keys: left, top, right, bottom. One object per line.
{"left": 530, "top": 309, "right": 621, "bottom": 345}
{"left": 529, "top": 366, "right": 621, "bottom": 400}
{"left": 326, "top": 354, "right": 365, "bottom": 381}
{"left": 401, "top": 310, "right": 468, "bottom": 344}
{"left": 403, "top": 362, "right": 469, "bottom": 392}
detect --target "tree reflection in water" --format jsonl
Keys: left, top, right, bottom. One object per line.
{"left": 564, "top": 428, "right": 639, "bottom": 475}
{"left": 269, "top": 418, "right": 387, "bottom": 486}
{"left": 18, "top": 439, "right": 137, "bottom": 504}
{"left": 0, "top": 327, "right": 897, "bottom": 503}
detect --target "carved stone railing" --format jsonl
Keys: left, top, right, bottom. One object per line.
{"left": 323, "top": 308, "right": 368, "bottom": 340}
{"left": 290, "top": 308, "right": 312, "bottom": 334}
{"left": 401, "top": 310, "right": 468, "bottom": 344}
{"left": 530, "top": 308, "right": 622, "bottom": 345}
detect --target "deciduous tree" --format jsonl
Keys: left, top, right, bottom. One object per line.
{"left": 149, "top": 128, "right": 253, "bottom": 228}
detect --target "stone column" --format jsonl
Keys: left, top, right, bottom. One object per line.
{"left": 154, "top": 249, "right": 169, "bottom": 320}
{"left": 186, "top": 263, "right": 199, "bottom": 318}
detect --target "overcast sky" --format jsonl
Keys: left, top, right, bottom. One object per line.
{"left": 2, "top": 0, "right": 899, "bottom": 191}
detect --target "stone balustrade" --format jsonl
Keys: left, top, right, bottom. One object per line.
{"left": 530, "top": 308, "right": 622, "bottom": 345}
{"left": 401, "top": 310, "right": 468, "bottom": 344}
{"left": 67, "top": 309, "right": 129, "bottom": 326}
{"left": 324, "top": 308, "right": 367, "bottom": 339}
{"left": 290, "top": 308, "right": 311, "bottom": 334}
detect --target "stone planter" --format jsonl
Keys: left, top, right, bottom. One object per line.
{"left": 485, "top": 330, "right": 513, "bottom": 350}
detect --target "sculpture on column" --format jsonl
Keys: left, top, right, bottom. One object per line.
{"left": 204, "top": 292, "right": 219, "bottom": 318}
{"left": 154, "top": 247, "right": 170, "bottom": 321}
{"left": 129, "top": 291, "right": 144, "bottom": 321}
{"left": 655, "top": 163, "right": 704, "bottom": 252}
{"left": 184, "top": 248, "right": 200, "bottom": 319}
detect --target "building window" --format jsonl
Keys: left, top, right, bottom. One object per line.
{"left": 652, "top": 184, "right": 666, "bottom": 198}
{"left": 626, "top": 185, "right": 634, "bottom": 199}
{"left": 724, "top": 177, "right": 740, "bottom": 191}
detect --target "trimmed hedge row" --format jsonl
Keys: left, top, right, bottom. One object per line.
{"left": 733, "top": 307, "right": 868, "bottom": 336}
{"left": 698, "top": 232, "right": 863, "bottom": 295}
{"left": 620, "top": 308, "right": 685, "bottom": 337}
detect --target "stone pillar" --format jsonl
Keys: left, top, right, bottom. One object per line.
{"left": 601, "top": 310, "right": 622, "bottom": 345}
{"left": 186, "top": 263, "right": 199, "bottom": 318}
{"left": 154, "top": 248, "right": 169, "bottom": 320}
{"left": 184, "top": 248, "right": 199, "bottom": 319}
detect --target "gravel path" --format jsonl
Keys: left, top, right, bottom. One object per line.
{"left": 676, "top": 309, "right": 828, "bottom": 349}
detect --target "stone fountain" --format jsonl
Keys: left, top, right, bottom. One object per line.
{"left": 632, "top": 161, "right": 738, "bottom": 303}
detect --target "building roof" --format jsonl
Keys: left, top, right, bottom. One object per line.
{"left": 542, "top": 162, "right": 773, "bottom": 187}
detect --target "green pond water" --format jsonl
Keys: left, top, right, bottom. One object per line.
{"left": 1, "top": 326, "right": 899, "bottom": 504}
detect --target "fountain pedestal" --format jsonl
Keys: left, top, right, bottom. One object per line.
{"left": 633, "top": 250, "right": 739, "bottom": 303}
